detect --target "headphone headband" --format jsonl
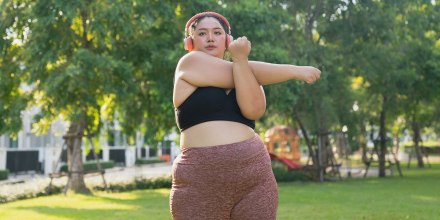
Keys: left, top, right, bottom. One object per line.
{"left": 185, "top": 11, "right": 231, "bottom": 36}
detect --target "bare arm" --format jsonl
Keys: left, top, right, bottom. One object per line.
{"left": 250, "top": 61, "right": 320, "bottom": 85}
{"left": 175, "top": 51, "right": 234, "bottom": 89}
{"left": 229, "top": 37, "right": 266, "bottom": 120}
{"left": 176, "top": 51, "right": 321, "bottom": 88}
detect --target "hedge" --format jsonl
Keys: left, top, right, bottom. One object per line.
{"left": 59, "top": 161, "right": 115, "bottom": 173}
{"left": 0, "top": 176, "right": 171, "bottom": 204}
{"left": 135, "top": 158, "right": 167, "bottom": 165}
{"left": 93, "top": 176, "right": 172, "bottom": 192}
{"left": 272, "top": 161, "right": 314, "bottom": 182}
{"left": 0, "top": 169, "right": 9, "bottom": 181}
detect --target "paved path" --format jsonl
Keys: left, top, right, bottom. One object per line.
{"left": 2, "top": 156, "right": 438, "bottom": 199}
{"left": 1, "top": 162, "right": 173, "bottom": 185}
{"left": 0, "top": 163, "right": 173, "bottom": 199}
{"left": 93, "top": 162, "right": 173, "bottom": 179}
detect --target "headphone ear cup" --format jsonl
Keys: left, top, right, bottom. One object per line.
{"left": 226, "top": 35, "right": 233, "bottom": 48}
{"left": 184, "top": 37, "right": 193, "bottom": 51}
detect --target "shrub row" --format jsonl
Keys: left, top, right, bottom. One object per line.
{"left": 59, "top": 161, "right": 115, "bottom": 173}
{"left": 0, "top": 175, "right": 171, "bottom": 204}
{"left": 0, "top": 169, "right": 9, "bottom": 181}
{"left": 1, "top": 160, "right": 313, "bottom": 204}
{"left": 135, "top": 158, "right": 167, "bottom": 165}
{"left": 272, "top": 161, "right": 314, "bottom": 182}
{"left": 94, "top": 176, "right": 172, "bottom": 192}
{"left": 0, "top": 183, "right": 64, "bottom": 204}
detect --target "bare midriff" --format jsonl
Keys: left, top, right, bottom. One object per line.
{"left": 180, "top": 121, "right": 255, "bottom": 148}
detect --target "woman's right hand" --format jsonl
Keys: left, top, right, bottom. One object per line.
{"left": 228, "top": 36, "right": 251, "bottom": 62}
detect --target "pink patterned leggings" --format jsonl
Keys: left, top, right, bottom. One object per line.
{"left": 170, "top": 135, "right": 278, "bottom": 220}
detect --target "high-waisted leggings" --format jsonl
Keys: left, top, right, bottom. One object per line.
{"left": 169, "top": 135, "right": 278, "bottom": 220}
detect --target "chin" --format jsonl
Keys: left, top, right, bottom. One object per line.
{"left": 210, "top": 50, "right": 225, "bottom": 58}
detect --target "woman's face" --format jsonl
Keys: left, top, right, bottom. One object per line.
{"left": 191, "top": 17, "right": 227, "bottom": 58}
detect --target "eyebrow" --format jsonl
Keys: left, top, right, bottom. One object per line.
{"left": 196, "top": 27, "right": 223, "bottom": 31}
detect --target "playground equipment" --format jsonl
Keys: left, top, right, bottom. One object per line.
{"left": 265, "top": 125, "right": 345, "bottom": 181}
{"left": 48, "top": 127, "right": 108, "bottom": 194}
{"left": 264, "top": 125, "right": 302, "bottom": 170}
{"left": 363, "top": 138, "right": 403, "bottom": 177}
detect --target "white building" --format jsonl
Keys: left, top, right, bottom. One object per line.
{"left": 0, "top": 108, "right": 179, "bottom": 175}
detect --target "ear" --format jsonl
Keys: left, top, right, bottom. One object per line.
{"left": 226, "top": 35, "right": 233, "bottom": 48}
{"left": 184, "top": 37, "right": 194, "bottom": 51}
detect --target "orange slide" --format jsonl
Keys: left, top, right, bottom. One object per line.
{"left": 269, "top": 153, "right": 302, "bottom": 170}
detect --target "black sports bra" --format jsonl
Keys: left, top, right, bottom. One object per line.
{"left": 175, "top": 87, "right": 255, "bottom": 132}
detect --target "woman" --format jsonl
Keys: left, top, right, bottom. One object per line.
{"left": 171, "top": 11, "right": 320, "bottom": 220}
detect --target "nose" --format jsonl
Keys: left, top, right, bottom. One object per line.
{"left": 207, "top": 32, "right": 214, "bottom": 42}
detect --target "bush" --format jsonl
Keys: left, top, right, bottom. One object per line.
{"left": 93, "top": 176, "right": 172, "bottom": 192}
{"left": 0, "top": 169, "right": 9, "bottom": 181}
{"left": 272, "top": 161, "right": 313, "bottom": 182}
{"left": 1, "top": 174, "right": 172, "bottom": 204}
{"left": 0, "top": 181, "right": 64, "bottom": 204}
{"left": 135, "top": 158, "right": 166, "bottom": 165}
{"left": 59, "top": 161, "right": 115, "bottom": 173}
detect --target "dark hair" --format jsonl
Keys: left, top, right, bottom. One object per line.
{"left": 189, "top": 15, "right": 230, "bottom": 36}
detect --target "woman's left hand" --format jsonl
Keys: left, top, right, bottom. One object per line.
{"left": 299, "top": 66, "right": 321, "bottom": 84}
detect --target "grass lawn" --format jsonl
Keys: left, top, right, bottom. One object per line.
{"left": 1, "top": 164, "right": 439, "bottom": 220}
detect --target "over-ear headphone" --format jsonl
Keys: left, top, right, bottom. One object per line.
{"left": 184, "top": 11, "right": 233, "bottom": 51}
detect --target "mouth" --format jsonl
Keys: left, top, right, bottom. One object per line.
{"left": 205, "top": 45, "right": 217, "bottom": 50}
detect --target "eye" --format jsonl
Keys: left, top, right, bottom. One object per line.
{"left": 198, "top": 32, "right": 206, "bottom": 36}
{"left": 215, "top": 31, "right": 222, "bottom": 35}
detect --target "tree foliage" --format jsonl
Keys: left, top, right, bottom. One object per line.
{"left": 0, "top": 0, "right": 439, "bottom": 179}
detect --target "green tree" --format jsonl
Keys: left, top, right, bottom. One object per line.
{"left": 323, "top": 0, "right": 440, "bottom": 176}
{"left": 1, "top": 0, "right": 179, "bottom": 193}
{"left": 330, "top": 0, "right": 407, "bottom": 177}
{"left": 0, "top": 0, "right": 30, "bottom": 136}
{"left": 260, "top": 1, "right": 356, "bottom": 179}
{"left": 397, "top": 1, "right": 440, "bottom": 168}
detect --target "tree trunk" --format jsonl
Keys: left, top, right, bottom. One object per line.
{"left": 318, "top": 132, "right": 330, "bottom": 168}
{"left": 294, "top": 110, "right": 317, "bottom": 166}
{"left": 411, "top": 117, "right": 424, "bottom": 168}
{"left": 393, "top": 133, "right": 400, "bottom": 154}
{"left": 378, "top": 101, "right": 387, "bottom": 177}
{"left": 66, "top": 120, "right": 90, "bottom": 194}
{"left": 359, "top": 122, "right": 368, "bottom": 164}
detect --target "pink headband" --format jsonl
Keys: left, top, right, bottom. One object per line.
{"left": 185, "top": 11, "right": 231, "bottom": 36}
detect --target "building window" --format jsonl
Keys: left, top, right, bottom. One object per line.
{"left": 107, "top": 129, "right": 115, "bottom": 146}
{"left": 9, "top": 136, "right": 18, "bottom": 149}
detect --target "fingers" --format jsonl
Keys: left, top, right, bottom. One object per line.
{"left": 232, "top": 36, "right": 251, "bottom": 46}
{"left": 311, "top": 72, "right": 319, "bottom": 83}
{"left": 315, "top": 69, "right": 321, "bottom": 81}
{"left": 310, "top": 74, "right": 320, "bottom": 83}
{"left": 304, "top": 67, "right": 321, "bottom": 84}
{"left": 235, "top": 36, "right": 247, "bottom": 42}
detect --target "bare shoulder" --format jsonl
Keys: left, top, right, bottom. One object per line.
{"left": 174, "top": 52, "right": 199, "bottom": 79}
{"left": 176, "top": 52, "right": 204, "bottom": 70}
{"left": 173, "top": 55, "right": 197, "bottom": 108}
{"left": 176, "top": 51, "right": 230, "bottom": 74}
{"left": 173, "top": 79, "right": 196, "bottom": 108}
{"left": 173, "top": 52, "right": 234, "bottom": 103}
